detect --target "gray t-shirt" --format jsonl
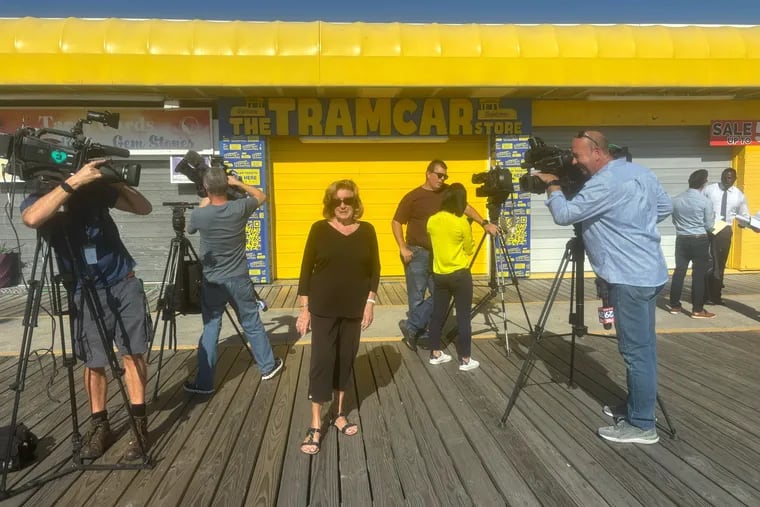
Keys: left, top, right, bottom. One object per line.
{"left": 188, "top": 197, "right": 259, "bottom": 283}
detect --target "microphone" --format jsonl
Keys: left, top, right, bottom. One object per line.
{"left": 595, "top": 278, "right": 614, "bottom": 330}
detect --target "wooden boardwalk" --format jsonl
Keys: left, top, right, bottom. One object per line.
{"left": 2, "top": 272, "right": 760, "bottom": 317}
{"left": 1, "top": 325, "right": 759, "bottom": 505}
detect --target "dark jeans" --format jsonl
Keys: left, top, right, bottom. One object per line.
{"left": 429, "top": 269, "right": 473, "bottom": 359}
{"left": 403, "top": 245, "right": 435, "bottom": 334}
{"left": 706, "top": 227, "right": 732, "bottom": 303}
{"left": 669, "top": 235, "right": 710, "bottom": 312}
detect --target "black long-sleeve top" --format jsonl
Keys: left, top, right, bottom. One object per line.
{"left": 297, "top": 220, "right": 381, "bottom": 319}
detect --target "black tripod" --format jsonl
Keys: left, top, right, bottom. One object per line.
{"left": 148, "top": 203, "right": 249, "bottom": 400}
{"left": 499, "top": 232, "right": 677, "bottom": 438}
{"left": 1, "top": 222, "right": 152, "bottom": 499}
{"left": 445, "top": 198, "right": 533, "bottom": 355}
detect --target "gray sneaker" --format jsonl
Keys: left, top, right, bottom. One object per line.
{"left": 598, "top": 420, "right": 659, "bottom": 444}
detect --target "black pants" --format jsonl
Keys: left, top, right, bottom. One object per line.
{"left": 429, "top": 269, "right": 473, "bottom": 359}
{"left": 669, "top": 235, "right": 710, "bottom": 312}
{"left": 706, "top": 227, "right": 732, "bottom": 303}
{"left": 308, "top": 314, "right": 361, "bottom": 403}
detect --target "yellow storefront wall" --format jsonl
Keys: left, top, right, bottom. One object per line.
{"left": 269, "top": 137, "right": 490, "bottom": 279}
{"left": 732, "top": 145, "right": 760, "bottom": 270}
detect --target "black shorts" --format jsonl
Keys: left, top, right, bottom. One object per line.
{"left": 71, "top": 276, "right": 151, "bottom": 368}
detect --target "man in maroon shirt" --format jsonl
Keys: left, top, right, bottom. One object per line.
{"left": 391, "top": 159, "right": 497, "bottom": 350}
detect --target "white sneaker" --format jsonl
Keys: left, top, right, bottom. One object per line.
{"left": 459, "top": 358, "right": 480, "bottom": 371}
{"left": 428, "top": 352, "right": 452, "bottom": 365}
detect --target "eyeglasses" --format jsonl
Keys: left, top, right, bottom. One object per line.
{"left": 576, "top": 131, "right": 600, "bottom": 148}
{"left": 330, "top": 196, "right": 356, "bottom": 207}
{"left": 430, "top": 171, "right": 449, "bottom": 181}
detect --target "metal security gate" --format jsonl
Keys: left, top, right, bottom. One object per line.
{"left": 528, "top": 127, "right": 733, "bottom": 273}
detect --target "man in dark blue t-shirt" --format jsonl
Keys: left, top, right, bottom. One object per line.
{"left": 183, "top": 167, "right": 282, "bottom": 395}
{"left": 21, "top": 158, "right": 153, "bottom": 461}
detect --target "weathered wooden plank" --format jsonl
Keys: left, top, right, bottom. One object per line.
{"left": 516, "top": 334, "right": 750, "bottom": 506}
{"left": 394, "top": 342, "right": 501, "bottom": 505}
{"left": 10, "top": 350, "right": 186, "bottom": 507}
{"left": 383, "top": 342, "right": 473, "bottom": 507}
{"left": 178, "top": 348, "right": 267, "bottom": 506}
{"left": 77, "top": 351, "right": 199, "bottom": 506}
{"left": 212, "top": 342, "right": 293, "bottom": 504}
{"left": 334, "top": 364, "right": 372, "bottom": 506}
{"left": 115, "top": 347, "right": 242, "bottom": 506}
{"left": 244, "top": 344, "right": 302, "bottom": 506}
{"left": 275, "top": 346, "right": 312, "bottom": 507}
{"left": 364, "top": 342, "right": 440, "bottom": 505}
{"left": 431, "top": 344, "right": 580, "bottom": 507}
{"left": 49, "top": 351, "right": 192, "bottom": 507}
{"left": 350, "top": 344, "right": 405, "bottom": 505}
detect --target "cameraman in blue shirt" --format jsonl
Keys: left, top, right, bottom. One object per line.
{"left": 535, "top": 131, "right": 671, "bottom": 445}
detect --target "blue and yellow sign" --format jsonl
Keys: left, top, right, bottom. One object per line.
{"left": 220, "top": 139, "right": 271, "bottom": 284}
{"left": 219, "top": 98, "right": 531, "bottom": 138}
{"left": 494, "top": 136, "right": 532, "bottom": 277}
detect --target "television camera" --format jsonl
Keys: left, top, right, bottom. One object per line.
{"left": 518, "top": 136, "right": 632, "bottom": 196}
{"left": 0, "top": 111, "right": 141, "bottom": 192}
{"left": 471, "top": 165, "right": 515, "bottom": 201}
{"left": 173, "top": 150, "right": 245, "bottom": 200}
{"left": 518, "top": 137, "right": 587, "bottom": 196}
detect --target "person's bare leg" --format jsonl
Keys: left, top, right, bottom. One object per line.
{"left": 333, "top": 390, "right": 358, "bottom": 436}
{"left": 84, "top": 367, "right": 107, "bottom": 413}
{"left": 301, "top": 401, "right": 323, "bottom": 453}
{"left": 122, "top": 354, "right": 147, "bottom": 404}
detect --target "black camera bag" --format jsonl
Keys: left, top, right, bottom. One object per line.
{"left": 0, "top": 423, "right": 38, "bottom": 471}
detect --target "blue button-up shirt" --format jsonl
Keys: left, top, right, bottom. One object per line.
{"left": 671, "top": 188, "right": 713, "bottom": 236}
{"left": 546, "top": 158, "right": 671, "bottom": 287}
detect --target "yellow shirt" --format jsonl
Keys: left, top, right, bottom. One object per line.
{"left": 426, "top": 211, "right": 474, "bottom": 274}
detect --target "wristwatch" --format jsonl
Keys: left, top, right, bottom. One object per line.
{"left": 60, "top": 181, "right": 75, "bottom": 194}
{"left": 481, "top": 219, "right": 490, "bottom": 227}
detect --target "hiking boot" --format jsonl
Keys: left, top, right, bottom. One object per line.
{"left": 80, "top": 419, "right": 115, "bottom": 459}
{"left": 123, "top": 416, "right": 150, "bottom": 461}
{"left": 691, "top": 310, "right": 716, "bottom": 319}
{"left": 598, "top": 420, "right": 659, "bottom": 444}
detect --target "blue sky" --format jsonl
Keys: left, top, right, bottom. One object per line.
{"left": 1, "top": 0, "right": 759, "bottom": 24}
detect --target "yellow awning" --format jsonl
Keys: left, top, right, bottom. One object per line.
{"left": 1, "top": 18, "right": 759, "bottom": 91}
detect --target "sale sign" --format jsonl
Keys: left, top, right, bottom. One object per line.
{"left": 710, "top": 120, "right": 760, "bottom": 146}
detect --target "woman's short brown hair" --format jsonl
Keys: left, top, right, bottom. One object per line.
{"left": 322, "top": 179, "right": 364, "bottom": 220}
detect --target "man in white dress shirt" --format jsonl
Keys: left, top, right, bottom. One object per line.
{"left": 702, "top": 168, "right": 749, "bottom": 305}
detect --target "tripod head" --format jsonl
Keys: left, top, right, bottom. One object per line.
{"left": 162, "top": 202, "right": 197, "bottom": 236}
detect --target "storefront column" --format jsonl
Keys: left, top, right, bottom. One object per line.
{"left": 731, "top": 145, "right": 760, "bottom": 270}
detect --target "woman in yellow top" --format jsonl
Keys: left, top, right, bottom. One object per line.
{"left": 425, "top": 183, "right": 479, "bottom": 371}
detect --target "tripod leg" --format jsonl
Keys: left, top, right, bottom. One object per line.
{"left": 500, "top": 329, "right": 542, "bottom": 425}
{"left": 656, "top": 394, "right": 678, "bottom": 439}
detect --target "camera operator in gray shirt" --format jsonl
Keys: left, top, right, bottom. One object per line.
{"left": 183, "top": 167, "right": 282, "bottom": 395}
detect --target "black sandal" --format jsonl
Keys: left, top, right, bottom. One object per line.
{"left": 332, "top": 413, "right": 358, "bottom": 436}
{"left": 300, "top": 427, "right": 322, "bottom": 455}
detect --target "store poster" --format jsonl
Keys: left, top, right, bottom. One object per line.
{"left": 220, "top": 139, "right": 270, "bottom": 283}
{"left": 493, "top": 136, "right": 531, "bottom": 278}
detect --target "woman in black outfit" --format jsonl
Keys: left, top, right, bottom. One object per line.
{"left": 296, "top": 179, "right": 380, "bottom": 455}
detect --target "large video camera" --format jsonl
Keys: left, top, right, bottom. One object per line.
{"left": 472, "top": 166, "right": 514, "bottom": 200}
{"left": 174, "top": 150, "right": 244, "bottom": 200}
{"left": 518, "top": 137, "right": 587, "bottom": 196}
{"left": 0, "top": 111, "right": 141, "bottom": 192}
